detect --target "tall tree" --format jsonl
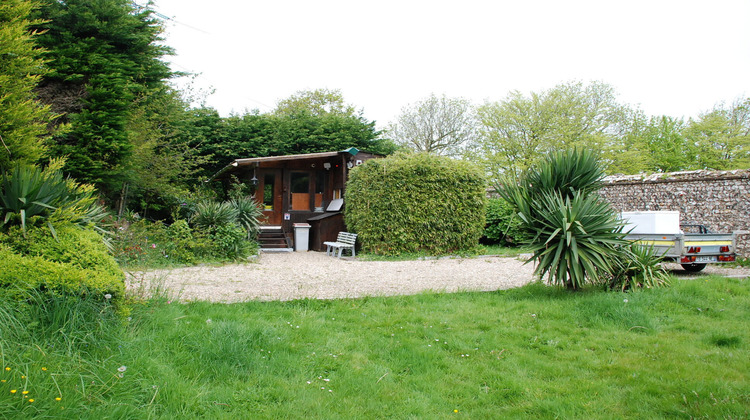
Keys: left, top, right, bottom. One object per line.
{"left": 641, "top": 116, "right": 695, "bottom": 172}
{"left": 475, "top": 81, "right": 629, "bottom": 181}
{"left": 388, "top": 94, "right": 476, "bottom": 156}
{"left": 0, "top": 0, "right": 54, "bottom": 168}
{"left": 33, "top": 0, "right": 172, "bottom": 198}
{"left": 274, "top": 88, "right": 358, "bottom": 117}
{"left": 685, "top": 98, "right": 750, "bottom": 170}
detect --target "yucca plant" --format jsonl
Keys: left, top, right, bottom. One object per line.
{"left": 190, "top": 200, "right": 239, "bottom": 232}
{"left": 0, "top": 164, "right": 68, "bottom": 236}
{"left": 230, "top": 197, "right": 262, "bottom": 239}
{"left": 609, "top": 243, "right": 672, "bottom": 291}
{"left": 525, "top": 190, "right": 627, "bottom": 289}
{"left": 502, "top": 149, "right": 628, "bottom": 289}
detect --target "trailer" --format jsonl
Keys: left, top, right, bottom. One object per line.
{"left": 621, "top": 211, "right": 737, "bottom": 272}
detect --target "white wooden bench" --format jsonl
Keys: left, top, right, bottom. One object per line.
{"left": 323, "top": 232, "right": 357, "bottom": 258}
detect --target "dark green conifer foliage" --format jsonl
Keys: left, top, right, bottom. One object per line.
{"left": 33, "top": 0, "right": 172, "bottom": 197}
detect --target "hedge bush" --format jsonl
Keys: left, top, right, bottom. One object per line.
{"left": 484, "top": 197, "right": 532, "bottom": 245}
{"left": 0, "top": 225, "right": 126, "bottom": 312}
{"left": 345, "top": 153, "right": 487, "bottom": 255}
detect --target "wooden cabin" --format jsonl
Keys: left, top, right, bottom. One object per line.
{"left": 212, "top": 148, "right": 381, "bottom": 251}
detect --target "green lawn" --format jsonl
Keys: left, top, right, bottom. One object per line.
{"left": 2, "top": 276, "right": 749, "bottom": 419}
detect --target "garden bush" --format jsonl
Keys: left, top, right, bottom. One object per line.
{"left": 0, "top": 229, "right": 126, "bottom": 313}
{"left": 345, "top": 152, "right": 487, "bottom": 255}
{"left": 483, "top": 197, "right": 532, "bottom": 245}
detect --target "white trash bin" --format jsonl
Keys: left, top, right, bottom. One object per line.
{"left": 293, "top": 223, "right": 311, "bottom": 252}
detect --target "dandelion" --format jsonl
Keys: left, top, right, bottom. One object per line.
{"left": 56, "top": 397, "right": 62, "bottom": 401}
{"left": 28, "top": 399, "right": 34, "bottom": 403}
{"left": 4, "top": 367, "right": 10, "bottom": 371}
{"left": 22, "top": 390, "right": 28, "bottom": 395}
{"left": 454, "top": 409, "right": 459, "bottom": 413}
{"left": 1, "top": 380, "right": 5, "bottom": 383}
{"left": 21, "top": 375, "right": 26, "bottom": 379}
{"left": 10, "top": 390, "right": 17, "bottom": 394}
{"left": 41, "top": 367, "right": 47, "bottom": 371}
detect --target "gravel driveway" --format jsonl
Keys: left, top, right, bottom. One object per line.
{"left": 127, "top": 252, "right": 537, "bottom": 303}
{"left": 126, "top": 252, "right": 750, "bottom": 303}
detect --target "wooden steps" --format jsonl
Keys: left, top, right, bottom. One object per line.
{"left": 258, "top": 226, "right": 292, "bottom": 252}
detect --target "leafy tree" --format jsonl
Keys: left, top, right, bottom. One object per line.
{"left": 388, "top": 94, "right": 476, "bottom": 156}
{"left": 475, "top": 81, "right": 629, "bottom": 181}
{"left": 642, "top": 116, "right": 695, "bottom": 172}
{"left": 685, "top": 98, "right": 750, "bottom": 170}
{"left": 274, "top": 88, "right": 358, "bottom": 117}
{"left": 33, "top": 0, "right": 173, "bottom": 198}
{"left": 123, "top": 87, "right": 210, "bottom": 219}
{"left": 191, "top": 110, "right": 397, "bottom": 179}
{"left": 0, "top": 0, "right": 55, "bottom": 168}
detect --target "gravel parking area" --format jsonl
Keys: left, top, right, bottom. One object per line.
{"left": 126, "top": 252, "right": 750, "bottom": 303}
{"left": 127, "top": 252, "right": 537, "bottom": 303}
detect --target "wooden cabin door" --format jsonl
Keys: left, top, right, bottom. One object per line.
{"left": 257, "top": 169, "right": 282, "bottom": 225}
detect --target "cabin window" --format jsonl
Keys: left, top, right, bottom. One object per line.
{"left": 263, "top": 173, "right": 275, "bottom": 210}
{"left": 290, "top": 172, "right": 310, "bottom": 211}
{"left": 314, "top": 171, "right": 325, "bottom": 211}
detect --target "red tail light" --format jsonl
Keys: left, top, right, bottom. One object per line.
{"left": 720, "top": 246, "right": 730, "bottom": 253}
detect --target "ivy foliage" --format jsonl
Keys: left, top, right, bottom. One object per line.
{"left": 345, "top": 153, "right": 487, "bottom": 256}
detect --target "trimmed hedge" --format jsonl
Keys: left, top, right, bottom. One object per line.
{"left": 0, "top": 224, "right": 126, "bottom": 312}
{"left": 345, "top": 153, "right": 487, "bottom": 255}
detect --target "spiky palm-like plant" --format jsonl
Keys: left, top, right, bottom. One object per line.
{"left": 502, "top": 149, "right": 628, "bottom": 289}
{"left": 0, "top": 165, "right": 68, "bottom": 236}
{"left": 230, "top": 197, "right": 262, "bottom": 239}
{"left": 190, "top": 200, "right": 239, "bottom": 232}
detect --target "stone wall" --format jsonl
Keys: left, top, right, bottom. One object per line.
{"left": 599, "top": 169, "right": 750, "bottom": 258}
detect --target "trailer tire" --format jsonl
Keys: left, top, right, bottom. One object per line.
{"left": 681, "top": 263, "right": 707, "bottom": 272}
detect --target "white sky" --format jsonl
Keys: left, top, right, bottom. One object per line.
{"left": 149, "top": 0, "right": 750, "bottom": 129}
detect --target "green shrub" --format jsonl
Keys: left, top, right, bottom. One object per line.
{"left": 210, "top": 223, "right": 254, "bottom": 260}
{"left": 345, "top": 152, "right": 487, "bottom": 255}
{"left": 484, "top": 197, "right": 532, "bottom": 245}
{"left": 0, "top": 243, "right": 125, "bottom": 313}
{"left": 1, "top": 224, "right": 122, "bottom": 279}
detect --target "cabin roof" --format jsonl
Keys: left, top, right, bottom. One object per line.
{"left": 211, "top": 147, "right": 360, "bottom": 180}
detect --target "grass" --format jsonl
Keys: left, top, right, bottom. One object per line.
{"left": 1, "top": 276, "right": 749, "bottom": 418}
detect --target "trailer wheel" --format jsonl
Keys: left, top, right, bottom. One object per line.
{"left": 681, "top": 263, "right": 707, "bottom": 272}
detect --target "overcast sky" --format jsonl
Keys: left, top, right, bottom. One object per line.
{"left": 148, "top": 0, "right": 750, "bottom": 128}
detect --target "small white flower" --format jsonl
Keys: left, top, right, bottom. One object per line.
{"left": 623, "top": 299, "right": 629, "bottom": 303}
{"left": 104, "top": 294, "right": 112, "bottom": 300}
{"left": 323, "top": 378, "right": 330, "bottom": 382}
{"left": 306, "top": 381, "right": 311, "bottom": 384}
{"left": 118, "top": 366, "right": 127, "bottom": 373}
{"left": 206, "top": 319, "right": 212, "bottom": 324}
